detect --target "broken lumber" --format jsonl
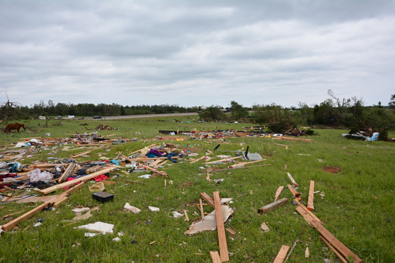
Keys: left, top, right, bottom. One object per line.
{"left": 274, "top": 186, "right": 284, "bottom": 202}
{"left": 190, "top": 156, "right": 206, "bottom": 164}
{"left": 58, "top": 163, "right": 76, "bottom": 183}
{"left": 274, "top": 245, "right": 290, "bottom": 263}
{"left": 183, "top": 210, "right": 189, "bottom": 221}
{"left": 307, "top": 180, "right": 314, "bottom": 211}
{"left": 200, "top": 192, "right": 215, "bottom": 208}
{"left": 199, "top": 199, "right": 204, "bottom": 220}
{"left": 258, "top": 198, "right": 288, "bottom": 214}
{"left": 210, "top": 251, "right": 222, "bottom": 263}
{"left": 310, "top": 219, "right": 363, "bottom": 263}
{"left": 205, "top": 156, "right": 243, "bottom": 164}
{"left": 213, "top": 191, "right": 229, "bottom": 262}
{"left": 287, "top": 172, "right": 298, "bottom": 187}
{"left": 39, "top": 167, "right": 115, "bottom": 195}
{"left": 274, "top": 143, "right": 289, "bottom": 149}
{"left": 228, "top": 159, "right": 266, "bottom": 169}
{"left": 71, "top": 151, "right": 91, "bottom": 158}
{"left": 295, "top": 203, "right": 322, "bottom": 224}
{"left": 320, "top": 235, "right": 348, "bottom": 263}
{"left": 225, "top": 228, "right": 236, "bottom": 236}
{"left": 287, "top": 184, "right": 300, "bottom": 197}
{"left": 2, "top": 196, "right": 58, "bottom": 231}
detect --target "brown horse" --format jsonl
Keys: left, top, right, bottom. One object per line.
{"left": 4, "top": 123, "right": 26, "bottom": 134}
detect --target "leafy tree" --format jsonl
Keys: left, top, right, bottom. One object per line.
{"left": 389, "top": 94, "right": 395, "bottom": 109}
{"left": 230, "top": 101, "right": 248, "bottom": 120}
{"left": 198, "top": 106, "right": 226, "bottom": 121}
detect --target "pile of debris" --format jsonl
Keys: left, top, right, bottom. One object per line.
{"left": 95, "top": 124, "right": 118, "bottom": 131}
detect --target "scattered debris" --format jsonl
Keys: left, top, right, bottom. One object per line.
{"left": 323, "top": 166, "right": 340, "bottom": 173}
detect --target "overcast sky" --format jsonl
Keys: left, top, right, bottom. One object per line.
{"left": 1, "top": 0, "right": 394, "bottom": 108}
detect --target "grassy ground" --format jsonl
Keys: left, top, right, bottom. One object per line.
{"left": 0, "top": 117, "right": 394, "bottom": 262}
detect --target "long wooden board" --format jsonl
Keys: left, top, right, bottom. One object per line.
{"left": 274, "top": 186, "right": 284, "bottom": 202}
{"left": 213, "top": 191, "right": 229, "bottom": 262}
{"left": 307, "top": 180, "right": 314, "bottom": 211}
{"left": 210, "top": 251, "right": 222, "bottom": 263}
{"left": 287, "top": 184, "right": 300, "bottom": 197}
{"left": 320, "top": 235, "right": 347, "bottom": 263}
{"left": 39, "top": 167, "right": 115, "bottom": 195}
{"left": 273, "top": 245, "right": 290, "bottom": 263}
{"left": 258, "top": 198, "right": 288, "bottom": 214}
{"left": 200, "top": 192, "right": 215, "bottom": 208}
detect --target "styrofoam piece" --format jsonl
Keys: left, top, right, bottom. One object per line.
{"left": 172, "top": 211, "right": 184, "bottom": 218}
{"left": 124, "top": 203, "right": 141, "bottom": 214}
{"left": 148, "top": 206, "right": 160, "bottom": 212}
{"left": 76, "top": 221, "right": 114, "bottom": 234}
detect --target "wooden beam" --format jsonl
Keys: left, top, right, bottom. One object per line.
{"left": 210, "top": 251, "right": 222, "bottom": 263}
{"left": 58, "top": 163, "right": 76, "bottom": 183}
{"left": 274, "top": 186, "right": 284, "bottom": 202}
{"left": 273, "top": 245, "right": 290, "bottom": 263}
{"left": 190, "top": 156, "right": 206, "bottom": 164}
{"left": 287, "top": 184, "right": 300, "bottom": 197}
{"left": 320, "top": 235, "right": 347, "bottom": 263}
{"left": 287, "top": 172, "right": 298, "bottom": 187}
{"left": 225, "top": 228, "right": 236, "bottom": 236}
{"left": 258, "top": 198, "right": 288, "bottom": 214}
{"left": 199, "top": 199, "right": 204, "bottom": 220}
{"left": 39, "top": 167, "right": 115, "bottom": 195}
{"left": 200, "top": 192, "right": 215, "bottom": 208}
{"left": 205, "top": 156, "right": 243, "bottom": 164}
{"left": 183, "top": 210, "right": 189, "bottom": 221}
{"left": 2, "top": 196, "right": 57, "bottom": 231}
{"left": 307, "top": 180, "right": 314, "bottom": 211}
{"left": 213, "top": 191, "right": 229, "bottom": 262}
{"left": 310, "top": 220, "right": 363, "bottom": 263}
{"left": 71, "top": 151, "right": 91, "bottom": 158}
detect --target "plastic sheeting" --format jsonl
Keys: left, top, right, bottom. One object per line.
{"left": 29, "top": 168, "right": 54, "bottom": 182}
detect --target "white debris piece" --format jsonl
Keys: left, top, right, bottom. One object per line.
{"left": 124, "top": 203, "right": 141, "bottom": 214}
{"left": 76, "top": 221, "right": 114, "bottom": 234}
{"left": 172, "top": 211, "right": 184, "bottom": 218}
{"left": 148, "top": 206, "right": 160, "bottom": 212}
{"left": 112, "top": 237, "right": 121, "bottom": 242}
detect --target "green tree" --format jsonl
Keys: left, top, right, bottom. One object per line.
{"left": 198, "top": 106, "right": 226, "bottom": 121}
{"left": 230, "top": 101, "right": 248, "bottom": 120}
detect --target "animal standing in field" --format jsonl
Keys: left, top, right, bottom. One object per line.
{"left": 4, "top": 123, "right": 26, "bottom": 134}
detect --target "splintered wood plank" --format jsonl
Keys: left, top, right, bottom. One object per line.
{"left": 213, "top": 191, "right": 229, "bottom": 262}
{"left": 287, "top": 172, "right": 298, "bottom": 187}
{"left": 200, "top": 199, "right": 204, "bottom": 220}
{"left": 273, "top": 245, "right": 290, "bottom": 263}
{"left": 320, "top": 235, "right": 347, "bottom": 263}
{"left": 200, "top": 192, "right": 215, "bottom": 208}
{"left": 258, "top": 198, "right": 288, "bottom": 214}
{"left": 310, "top": 220, "right": 363, "bottom": 263}
{"left": 210, "top": 251, "right": 222, "bottom": 263}
{"left": 307, "top": 180, "right": 314, "bottom": 211}
{"left": 287, "top": 184, "right": 300, "bottom": 197}
{"left": 274, "top": 186, "right": 284, "bottom": 202}
{"left": 225, "top": 228, "right": 236, "bottom": 236}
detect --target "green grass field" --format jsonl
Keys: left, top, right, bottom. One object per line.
{"left": 1, "top": 116, "right": 394, "bottom": 262}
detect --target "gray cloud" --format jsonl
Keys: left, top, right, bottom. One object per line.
{"left": 1, "top": 0, "right": 395, "bottom": 108}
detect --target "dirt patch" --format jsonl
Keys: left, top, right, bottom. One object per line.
{"left": 323, "top": 166, "right": 341, "bottom": 173}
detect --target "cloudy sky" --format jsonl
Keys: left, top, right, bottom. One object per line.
{"left": 1, "top": 0, "right": 394, "bottom": 108}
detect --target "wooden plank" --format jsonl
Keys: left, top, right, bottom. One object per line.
{"left": 190, "top": 156, "right": 206, "bottom": 164}
{"left": 307, "top": 180, "right": 314, "bottom": 211}
{"left": 295, "top": 202, "right": 323, "bottom": 224}
{"left": 213, "top": 191, "right": 229, "bottom": 262}
{"left": 287, "top": 172, "right": 298, "bottom": 187}
{"left": 310, "top": 220, "right": 363, "bottom": 263}
{"left": 39, "top": 167, "right": 115, "bottom": 195}
{"left": 274, "top": 186, "right": 284, "bottom": 202}
{"left": 228, "top": 159, "right": 265, "bottom": 169}
{"left": 200, "top": 192, "right": 215, "bottom": 208}
{"left": 71, "top": 151, "right": 91, "bottom": 158}
{"left": 58, "top": 163, "right": 76, "bottom": 183}
{"left": 296, "top": 205, "right": 315, "bottom": 226}
{"left": 183, "top": 210, "right": 189, "bottom": 221}
{"left": 1, "top": 196, "right": 58, "bottom": 231}
{"left": 320, "top": 235, "right": 348, "bottom": 263}
{"left": 210, "top": 251, "right": 222, "bottom": 263}
{"left": 225, "top": 228, "right": 236, "bottom": 236}
{"left": 206, "top": 155, "right": 244, "bottom": 164}
{"left": 258, "top": 198, "right": 288, "bottom": 214}
{"left": 127, "top": 144, "right": 156, "bottom": 155}
{"left": 287, "top": 184, "right": 300, "bottom": 197}
{"left": 273, "top": 245, "right": 290, "bottom": 263}
{"left": 52, "top": 196, "right": 69, "bottom": 208}
{"left": 199, "top": 199, "right": 204, "bottom": 220}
